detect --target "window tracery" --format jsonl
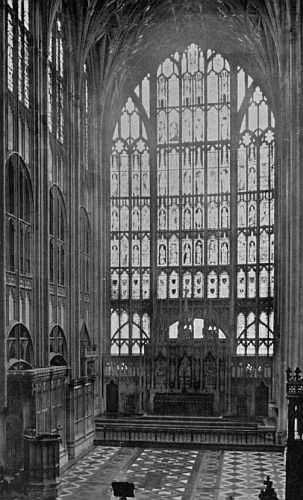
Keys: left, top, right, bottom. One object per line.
{"left": 110, "top": 44, "right": 274, "bottom": 357}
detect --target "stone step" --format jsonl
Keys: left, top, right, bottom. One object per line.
{"left": 95, "top": 416, "right": 259, "bottom": 430}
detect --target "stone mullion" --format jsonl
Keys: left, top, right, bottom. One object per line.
{"left": 28, "top": 0, "right": 46, "bottom": 368}
{"left": 229, "top": 61, "right": 238, "bottom": 355}
{"left": 149, "top": 68, "right": 158, "bottom": 346}
{"left": 0, "top": 0, "right": 8, "bottom": 467}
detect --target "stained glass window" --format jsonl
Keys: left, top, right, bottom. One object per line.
{"left": 7, "top": 0, "right": 30, "bottom": 107}
{"left": 48, "top": 17, "right": 64, "bottom": 142}
{"left": 82, "top": 64, "right": 89, "bottom": 170}
{"left": 5, "top": 154, "right": 32, "bottom": 275}
{"left": 110, "top": 44, "right": 275, "bottom": 357}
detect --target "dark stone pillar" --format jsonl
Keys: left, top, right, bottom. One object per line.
{"left": 285, "top": 367, "right": 303, "bottom": 500}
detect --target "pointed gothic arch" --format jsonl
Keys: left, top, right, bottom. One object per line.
{"left": 6, "top": 322, "right": 34, "bottom": 369}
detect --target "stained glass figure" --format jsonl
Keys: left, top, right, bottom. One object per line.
{"left": 158, "top": 206, "right": 167, "bottom": 230}
{"left": 195, "top": 168, "right": 204, "bottom": 194}
{"left": 120, "top": 204, "right": 129, "bottom": 231}
{"left": 111, "top": 172, "right": 119, "bottom": 196}
{"left": 142, "top": 171, "right": 150, "bottom": 196}
{"left": 182, "top": 240, "right": 192, "bottom": 266}
{"left": 260, "top": 230, "right": 269, "bottom": 262}
{"left": 142, "top": 236, "right": 150, "bottom": 267}
{"left": 132, "top": 206, "right": 140, "bottom": 231}
{"left": 259, "top": 268, "right": 268, "bottom": 297}
{"left": 220, "top": 204, "right": 229, "bottom": 228}
{"left": 158, "top": 241, "right": 167, "bottom": 266}
{"left": 195, "top": 204, "right": 203, "bottom": 229}
{"left": 169, "top": 118, "right": 179, "bottom": 142}
{"left": 195, "top": 239, "right": 203, "bottom": 265}
{"left": 169, "top": 203, "right": 179, "bottom": 230}
{"left": 195, "top": 108, "right": 204, "bottom": 141}
{"left": 142, "top": 204, "right": 150, "bottom": 229}
{"left": 183, "top": 206, "right": 192, "bottom": 230}
{"left": 121, "top": 236, "right": 129, "bottom": 267}
{"left": 169, "top": 235, "right": 179, "bottom": 266}
{"left": 208, "top": 236, "right": 218, "bottom": 265}
{"left": 220, "top": 240, "right": 229, "bottom": 265}
{"left": 158, "top": 111, "right": 167, "bottom": 144}
{"left": 111, "top": 241, "right": 119, "bottom": 267}
{"left": 111, "top": 206, "right": 119, "bottom": 231}
{"left": 158, "top": 272, "right": 167, "bottom": 299}
{"left": 248, "top": 233, "right": 256, "bottom": 263}
{"left": 248, "top": 202, "right": 256, "bottom": 226}
{"left": 132, "top": 241, "right": 140, "bottom": 267}
{"left": 208, "top": 199, "right": 218, "bottom": 228}
{"left": 238, "top": 233, "right": 246, "bottom": 264}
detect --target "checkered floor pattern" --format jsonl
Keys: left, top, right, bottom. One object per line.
{"left": 217, "top": 451, "right": 285, "bottom": 500}
{"left": 57, "top": 446, "right": 285, "bottom": 500}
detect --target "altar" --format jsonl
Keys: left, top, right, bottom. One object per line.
{"left": 154, "top": 392, "right": 214, "bottom": 416}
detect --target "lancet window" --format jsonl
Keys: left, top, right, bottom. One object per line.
{"left": 6, "top": 154, "right": 32, "bottom": 275}
{"left": 110, "top": 44, "right": 275, "bottom": 357}
{"left": 7, "top": 0, "right": 30, "bottom": 106}
{"left": 48, "top": 15, "right": 64, "bottom": 142}
{"left": 6, "top": 0, "right": 32, "bottom": 164}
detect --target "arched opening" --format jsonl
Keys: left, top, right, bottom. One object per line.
{"left": 49, "top": 325, "right": 68, "bottom": 365}
{"left": 7, "top": 323, "right": 34, "bottom": 367}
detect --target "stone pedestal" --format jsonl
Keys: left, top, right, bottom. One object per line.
{"left": 23, "top": 433, "right": 61, "bottom": 499}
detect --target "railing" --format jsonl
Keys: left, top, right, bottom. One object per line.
{"left": 95, "top": 424, "right": 277, "bottom": 447}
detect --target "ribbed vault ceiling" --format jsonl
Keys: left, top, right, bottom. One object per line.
{"left": 61, "top": 0, "right": 293, "bottom": 114}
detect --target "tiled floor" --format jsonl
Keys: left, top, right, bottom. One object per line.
{"left": 57, "top": 446, "right": 285, "bottom": 500}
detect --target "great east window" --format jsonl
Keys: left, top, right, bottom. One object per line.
{"left": 110, "top": 44, "right": 275, "bottom": 358}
